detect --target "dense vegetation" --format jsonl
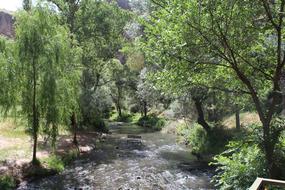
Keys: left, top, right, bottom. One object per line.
{"left": 0, "top": 0, "right": 285, "bottom": 189}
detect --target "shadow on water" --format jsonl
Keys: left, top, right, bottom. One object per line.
{"left": 17, "top": 123, "right": 215, "bottom": 190}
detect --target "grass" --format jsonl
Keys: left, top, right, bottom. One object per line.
{"left": 0, "top": 118, "right": 28, "bottom": 138}
{"left": 0, "top": 145, "right": 30, "bottom": 161}
{"left": 222, "top": 112, "right": 260, "bottom": 129}
{"left": 0, "top": 175, "right": 16, "bottom": 190}
{"left": 61, "top": 149, "right": 80, "bottom": 165}
{"left": 41, "top": 155, "right": 65, "bottom": 173}
{"left": 0, "top": 117, "right": 31, "bottom": 161}
{"left": 109, "top": 111, "right": 141, "bottom": 123}
{"left": 130, "top": 113, "right": 141, "bottom": 124}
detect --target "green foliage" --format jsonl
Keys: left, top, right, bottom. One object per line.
{"left": 115, "top": 113, "right": 133, "bottom": 122}
{"left": 80, "top": 86, "right": 113, "bottom": 129}
{"left": 130, "top": 113, "right": 141, "bottom": 124}
{"left": 0, "top": 37, "right": 19, "bottom": 114}
{"left": 77, "top": 0, "right": 129, "bottom": 128}
{"left": 211, "top": 141, "right": 267, "bottom": 190}
{"left": 15, "top": 4, "right": 78, "bottom": 162}
{"left": 137, "top": 114, "right": 166, "bottom": 131}
{"left": 140, "top": 0, "right": 285, "bottom": 178}
{"left": 130, "top": 104, "right": 140, "bottom": 114}
{"left": 187, "top": 123, "right": 208, "bottom": 154}
{"left": 177, "top": 122, "right": 232, "bottom": 155}
{"left": 61, "top": 149, "right": 80, "bottom": 165}
{"left": 92, "top": 117, "right": 108, "bottom": 133}
{"left": 0, "top": 175, "right": 16, "bottom": 190}
{"left": 42, "top": 155, "right": 65, "bottom": 173}
{"left": 110, "top": 111, "right": 141, "bottom": 123}
{"left": 211, "top": 120, "right": 285, "bottom": 189}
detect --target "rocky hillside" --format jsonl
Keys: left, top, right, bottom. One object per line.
{"left": 0, "top": 10, "right": 14, "bottom": 38}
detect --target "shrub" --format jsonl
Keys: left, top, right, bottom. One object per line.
{"left": 0, "top": 175, "right": 16, "bottom": 190}
{"left": 177, "top": 122, "right": 232, "bottom": 155}
{"left": 176, "top": 122, "right": 189, "bottom": 143}
{"left": 116, "top": 113, "right": 132, "bottom": 122}
{"left": 94, "top": 118, "right": 108, "bottom": 133}
{"left": 211, "top": 120, "right": 285, "bottom": 189}
{"left": 130, "top": 113, "right": 141, "bottom": 123}
{"left": 43, "top": 155, "right": 65, "bottom": 173}
{"left": 211, "top": 141, "right": 267, "bottom": 189}
{"left": 62, "top": 149, "right": 79, "bottom": 165}
{"left": 155, "top": 118, "right": 166, "bottom": 130}
{"left": 137, "top": 114, "right": 166, "bottom": 131}
{"left": 187, "top": 123, "right": 208, "bottom": 154}
{"left": 130, "top": 104, "right": 140, "bottom": 113}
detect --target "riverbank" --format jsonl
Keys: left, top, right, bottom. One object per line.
{"left": 0, "top": 123, "right": 102, "bottom": 189}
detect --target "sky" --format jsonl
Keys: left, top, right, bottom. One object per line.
{"left": 0, "top": 0, "right": 23, "bottom": 11}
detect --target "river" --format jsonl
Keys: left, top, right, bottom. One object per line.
{"left": 18, "top": 122, "right": 215, "bottom": 190}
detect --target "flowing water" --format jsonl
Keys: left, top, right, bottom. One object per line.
{"left": 18, "top": 123, "right": 215, "bottom": 190}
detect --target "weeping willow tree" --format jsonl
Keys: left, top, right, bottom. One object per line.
{"left": 0, "top": 37, "right": 19, "bottom": 114}
{"left": 16, "top": 6, "right": 75, "bottom": 164}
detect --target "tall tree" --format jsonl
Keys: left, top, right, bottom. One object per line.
{"left": 76, "top": 0, "right": 129, "bottom": 128}
{"left": 107, "top": 59, "right": 126, "bottom": 118}
{"left": 47, "top": 0, "right": 82, "bottom": 146}
{"left": 142, "top": 0, "right": 285, "bottom": 178}
{"left": 16, "top": 6, "right": 72, "bottom": 164}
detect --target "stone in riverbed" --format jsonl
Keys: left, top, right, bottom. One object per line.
{"left": 127, "top": 134, "right": 142, "bottom": 139}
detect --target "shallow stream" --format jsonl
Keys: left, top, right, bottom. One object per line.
{"left": 18, "top": 123, "right": 215, "bottom": 190}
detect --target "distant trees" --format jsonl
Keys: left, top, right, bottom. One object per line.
{"left": 76, "top": 0, "right": 129, "bottom": 128}
{"left": 47, "top": 0, "right": 129, "bottom": 129}
{"left": 136, "top": 68, "right": 161, "bottom": 117}
{"left": 107, "top": 59, "right": 126, "bottom": 118}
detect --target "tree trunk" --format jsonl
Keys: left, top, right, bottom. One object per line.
{"left": 263, "top": 123, "right": 278, "bottom": 178}
{"left": 213, "top": 92, "right": 218, "bottom": 123}
{"left": 32, "top": 59, "right": 38, "bottom": 165}
{"left": 194, "top": 99, "right": 211, "bottom": 133}
{"left": 118, "top": 104, "right": 122, "bottom": 118}
{"left": 71, "top": 112, "right": 78, "bottom": 146}
{"left": 117, "top": 85, "right": 122, "bottom": 118}
{"left": 235, "top": 104, "right": 240, "bottom": 130}
{"left": 143, "top": 100, "right": 147, "bottom": 117}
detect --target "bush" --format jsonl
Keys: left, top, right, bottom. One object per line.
{"left": 62, "top": 149, "right": 79, "bottom": 165}
{"left": 116, "top": 113, "right": 132, "bottom": 122}
{"left": 177, "top": 122, "right": 232, "bottom": 155}
{"left": 176, "top": 122, "right": 189, "bottom": 143}
{"left": 42, "top": 155, "right": 65, "bottom": 173}
{"left": 0, "top": 175, "right": 16, "bottom": 190}
{"left": 137, "top": 114, "right": 166, "bottom": 131}
{"left": 187, "top": 123, "right": 208, "bottom": 154}
{"left": 130, "top": 104, "right": 140, "bottom": 113}
{"left": 92, "top": 117, "right": 109, "bottom": 133}
{"left": 211, "top": 141, "right": 267, "bottom": 189}
{"left": 155, "top": 118, "right": 166, "bottom": 130}
{"left": 211, "top": 121, "right": 285, "bottom": 189}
